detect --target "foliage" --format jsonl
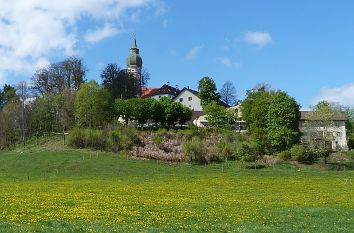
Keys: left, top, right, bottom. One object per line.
{"left": 236, "top": 140, "right": 262, "bottom": 162}
{"left": 31, "top": 56, "right": 86, "bottom": 95}
{"left": 68, "top": 126, "right": 138, "bottom": 152}
{"left": 289, "top": 144, "right": 306, "bottom": 160}
{"left": 276, "top": 150, "right": 292, "bottom": 160}
{"left": 204, "top": 101, "right": 227, "bottom": 127}
{"left": 182, "top": 137, "right": 208, "bottom": 164}
{"left": 101, "top": 63, "right": 139, "bottom": 100}
{"left": 266, "top": 91, "right": 301, "bottom": 152}
{"left": 241, "top": 87, "right": 271, "bottom": 153}
{"left": 242, "top": 87, "right": 300, "bottom": 154}
{"left": 198, "top": 76, "right": 220, "bottom": 108}
{"left": 74, "top": 80, "right": 111, "bottom": 128}
{"left": 219, "top": 80, "right": 237, "bottom": 106}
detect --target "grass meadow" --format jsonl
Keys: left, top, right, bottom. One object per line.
{"left": 0, "top": 137, "right": 353, "bottom": 232}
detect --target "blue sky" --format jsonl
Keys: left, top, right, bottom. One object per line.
{"left": 1, "top": 0, "right": 354, "bottom": 108}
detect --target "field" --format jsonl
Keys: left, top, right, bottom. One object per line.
{"left": 0, "top": 140, "right": 353, "bottom": 232}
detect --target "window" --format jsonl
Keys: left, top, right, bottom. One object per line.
{"left": 189, "top": 105, "right": 192, "bottom": 108}
{"left": 179, "top": 98, "right": 183, "bottom": 102}
{"left": 336, "top": 132, "right": 342, "bottom": 137}
{"left": 188, "top": 97, "right": 192, "bottom": 101}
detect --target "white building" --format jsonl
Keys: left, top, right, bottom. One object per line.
{"left": 299, "top": 111, "right": 348, "bottom": 151}
{"left": 174, "top": 87, "right": 203, "bottom": 111}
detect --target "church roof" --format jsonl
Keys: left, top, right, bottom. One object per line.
{"left": 126, "top": 34, "right": 142, "bottom": 67}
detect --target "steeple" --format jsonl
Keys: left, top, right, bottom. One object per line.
{"left": 126, "top": 34, "right": 142, "bottom": 67}
{"left": 131, "top": 33, "right": 138, "bottom": 51}
{"left": 126, "top": 34, "right": 143, "bottom": 97}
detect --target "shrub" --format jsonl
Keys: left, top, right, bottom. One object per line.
{"left": 218, "top": 131, "right": 247, "bottom": 160}
{"left": 236, "top": 141, "right": 261, "bottom": 162}
{"left": 68, "top": 128, "right": 85, "bottom": 148}
{"left": 276, "top": 150, "right": 292, "bottom": 160}
{"left": 290, "top": 145, "right": 318, "bottom": 164}
{"left": 182, "top": 137, "right": 209, "bottom": 164}
{"left": 68, "top": 126, "right": 138, "bottom": 152}
{"left": 290, "top": 144, "right": 306, "bottom": 159}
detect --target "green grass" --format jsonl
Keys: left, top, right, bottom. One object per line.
{"left": 0, "top": 137, "right": 353, "bottom": 232}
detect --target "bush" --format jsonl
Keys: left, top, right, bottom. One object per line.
{"left": 236, "top": 141, "right": 261, "bottom": 162}
{"left": 68, "top": 126, "right": 138, "bottom": 152}
{"left": 290, "top": 145, "right": 318, "bottom": 164}
{"left": 218, "top": 131, "right": 248, "bottom": 160}
{"left": 68, "top": 128, "right": 85, "bottom": 148}
{"left": 276, "top": 150, "right": 292, "bottom": 160}
{"left": 182, "top": 137, "right": 209, "bottom": 164}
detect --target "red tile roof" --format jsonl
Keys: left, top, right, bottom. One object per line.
{"left": 141, "top": 88, "right": 159, "bottom": 98}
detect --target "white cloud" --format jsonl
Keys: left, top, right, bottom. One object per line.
{"left": 85, "top": 24, "right": 119, "bottom": 44}
{"left": 312, "top": 83, "right": 354, "bottom": 107}
{"left": 216, "top": 57, "right": 240, "bottom": 69}
{"left": 0, "top": 0, "right": 158, "bottom": 83}
{"left": 244, "top": 31, "right": 272, "bottom": 47}
{"left": 185, "top": 45, "right": 203, "bottom": 60}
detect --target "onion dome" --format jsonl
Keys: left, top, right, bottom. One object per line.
{"left": 126, "top": 34, "right": 143, "bottom": 67}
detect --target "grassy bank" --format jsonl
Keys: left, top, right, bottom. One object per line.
{"left": 0, "top": 138, "right": 353, "bottom": 232}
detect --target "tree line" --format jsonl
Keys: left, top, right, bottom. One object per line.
{"left": 0, "top": 57, "right": 187, "bottom": 149}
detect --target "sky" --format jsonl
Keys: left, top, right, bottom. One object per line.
{"left": 1, "top": 0, "right": 354, "bottom": 109}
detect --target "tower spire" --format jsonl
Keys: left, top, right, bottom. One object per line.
{"left": 131, "top": 33, "right": 138, "bottom": 50}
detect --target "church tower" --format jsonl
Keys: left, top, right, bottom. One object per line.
{"left": 126, "top": 34, "right": 143, "bottom": 96}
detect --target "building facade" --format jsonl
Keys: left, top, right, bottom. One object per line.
{"left": 299, "top": 111, "right": 348, "bottom": 151}
{"left": 174, "top": 88, "right": 203, "bottom": 112}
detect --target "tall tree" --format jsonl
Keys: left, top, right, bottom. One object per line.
{"left": 204, "top": 101, "right": 228, "bottom": 127}
{"left": 266, "top": 91, "right": 300, "bottom": 152}
{"left": 31, "top": 56, "right": 86, "bottom": 96}
{"left": 74, "top": 80, "right": 111, "bottom": 128}
{"left": 241, "top": 87, "right": 271, "bottom": 153}
{"left": 101, "top": 63, "right": 139, "bottom": 100}
{"left": 242, "top": 86, "right": 300, "bottom": 153}
{"left": 198, "top": 76, "right": 220, "bottom": 108}
{"left": 141, "top": 66, "right": 151, "bottom": 88}
{"left": 219, "top": 81, "right": 237, "bottom": 106}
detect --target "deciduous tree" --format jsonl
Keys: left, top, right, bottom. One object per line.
{"left": 219, "top": 81, "right": 237, "bottom": 106}
{"left": 198, "top": 76, "right": 220, "bottom": 108}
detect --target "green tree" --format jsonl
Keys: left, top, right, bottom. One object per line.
{"left": 266, "top": 91, "right": 300, "bottom": 152}
{"left": 129, "top": 98, "right": 151, "bottom": 126}
{"left": 343, "top": 107, "right": 354, "bottom": 149}
{"left": 74, "top": 80, "right": 111, "bottom": 128}
{"left": 241, "top": 87, "right": 271, "bottom": 153}
{"left": 204, "top": 101, "right": 228, "bottom": 127}
{"left": 150, "top": 99, "right": 165, "bottom": 126}
{"left": 242, "top": 87, "right": 300, "bottom": 153}
{"left": 198, "top": 76, "right": 220, "bottom": 108}
{"left": 179, "top": 106, "right": 193, "bottom": 125}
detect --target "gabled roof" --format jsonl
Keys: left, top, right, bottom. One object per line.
{"left": 174, "top": 87, "right": 199, "bottom": 100}
{"left": 300, "top": 111, "right": 347, "bottom": 121}
{"left": 141, "top": 88, "right": 159, "bottom": 98}
{"left": 141, "top": 84, "right": 181, "bottom": 98}
{"left": 156, "top": 84, "right": 180, "bottom": 97}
